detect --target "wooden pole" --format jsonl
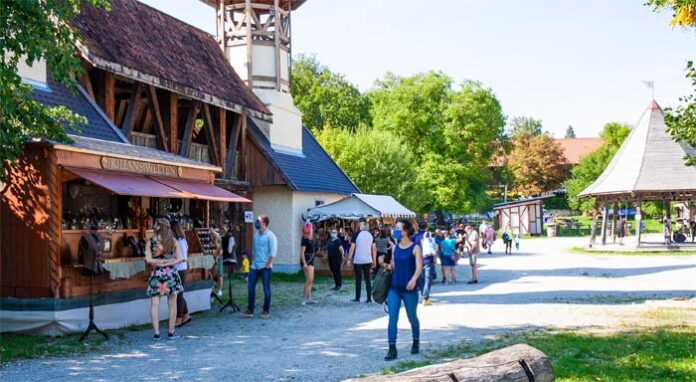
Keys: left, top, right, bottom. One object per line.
{"left": 600, "top": 198, "right": 608, "bottom": 246}
{"left": 219, "top": 108, "right": 227, "bottom": 176}
{"left": 169, "top": 92, "right": 178, "bottom": 154}
{"left": 239, "top": 115, "right": 248, "bottom": 180}
{"left": 589, "top": 203, "right": 599, "bottom": 248}
{"left": 216, "top": 0, "right": 225, "bottom": 52}
{"left": 636, "top": 196, "right": 643, "bottom": 247}
{"left": 245, "top": 0, "right": 253, "bottom": 87}
{"left": 611, "top": 201, "right": 618, "bottom": 243}
{"left": 103, "top": 72, "right": 115, "bottom": 122}
{"left": 274, "top": 0, "right": 281, "bottom": 91}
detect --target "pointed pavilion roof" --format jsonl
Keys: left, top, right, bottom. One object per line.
{"left": 579, "top": 100, "right": 696, "bottom": 199}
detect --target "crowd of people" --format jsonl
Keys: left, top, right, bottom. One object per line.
{"left": 142, "top": 214, "right": 522, "bottom": 362}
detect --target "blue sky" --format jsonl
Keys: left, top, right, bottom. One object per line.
{"left": 141, "top": 0, "right": 694, "bottom": 138}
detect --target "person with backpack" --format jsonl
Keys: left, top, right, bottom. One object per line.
{"left": 413, "top": 221, "right": 437, "bottom": 306}
{"left": 384, "top": 219, "right": 422, "bottom": 361}
{"left": 502, "top": 225, "right": 513, "bottom": 254}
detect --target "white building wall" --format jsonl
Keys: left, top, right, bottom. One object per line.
{"left": 253, "top": 186, "right": 346, "bottom": 273}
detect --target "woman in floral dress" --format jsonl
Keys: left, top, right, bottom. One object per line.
{"left": 145, "top": 218, "right": 184, "bottom": 341}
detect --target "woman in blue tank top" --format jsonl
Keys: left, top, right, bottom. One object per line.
{"left": 384, "top": 219, "right": 423, "bottom": 361}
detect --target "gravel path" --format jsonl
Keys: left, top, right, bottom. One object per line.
{"left": 2, "top": 237, "right": 695, "bottom": 382}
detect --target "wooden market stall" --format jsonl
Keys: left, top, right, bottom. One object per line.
{"left": 0, "top": 136, "right": 249, "bottom": 334}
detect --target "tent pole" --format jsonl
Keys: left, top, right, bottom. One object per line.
{"left": 589, "top": 202, "right": 599, "bottom": 248}
{"left": 636, "top": 196, "right": 643, "bottom": 247}
{"left": 611, "top": 201, "right": 618, "bottom": 244}
{"left": 600, "top": 198, "right": 608, "bottom": 246}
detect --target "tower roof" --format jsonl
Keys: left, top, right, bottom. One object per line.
{"left": 201, "top": 0, "right": 307, "bottom": 11}
{"left": 579, "top": 100, "right": 696, "bottom": 199}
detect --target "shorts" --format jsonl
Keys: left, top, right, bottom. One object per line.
{"left": 301, "top": 253, "right": 315, "bottom": 267}
{"left": 469, "top": 252, "right": 478, "bottom": 266}
{"left": 441, "top": 255, "right": 456, "bottom": 267}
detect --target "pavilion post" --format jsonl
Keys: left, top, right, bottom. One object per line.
{"left": 589, "top": 203, "right": 599, "bottom": 248}
{"left": 636, "top": 196, "right": 642, "bottom": 247}
{"left": 600, "top": 199, "right": 608, "bottom": 246}
{"left": 611, "top": 201, "right": 618, "bottom": 243}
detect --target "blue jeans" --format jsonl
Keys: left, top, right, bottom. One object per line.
{"left": 248, "top": 268, "right": 272, "bottom": 313}
{"left": 387, "top": 288, "right": 420, "bottom": 345}
{"left": 421, "top": 263, "right": 434, "bottom": 299}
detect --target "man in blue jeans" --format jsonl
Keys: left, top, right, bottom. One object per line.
{"left": 241, "top": 214, "right": 277, "bottom": 319}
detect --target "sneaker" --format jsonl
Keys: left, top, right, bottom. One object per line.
{"left": 260, "top": 311, "right": 270, "bottom": 319}
{"left": 422, "top": 299, "right": 431, "bottom": 306}
{"left": 152, "top": 333, "right": 161, "bottom": 341}
{"left": 301, "top": 300, "right": 307, "bottom": 306}
{"left": 240, "top": 309, "right": 254, "bottom": 318}
{"left": 216, "top": 289, "right": 223, "bottom": 297}
{"left": 167, "top": 332, "right": 179, "bottom": 340}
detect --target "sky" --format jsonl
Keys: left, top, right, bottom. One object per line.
{"left": 140, "top": 0, "right": 695, "bottom": 138}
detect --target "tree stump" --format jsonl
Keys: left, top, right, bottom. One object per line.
{"left": 344, "top": 344, "right": 554, "bottom": 382}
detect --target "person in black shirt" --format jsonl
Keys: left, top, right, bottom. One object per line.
{"left": 327, "top": 228, "right": 345, "bottom": 291}
{"left": 301, "top": 222, "right": 316, "bottom": 305}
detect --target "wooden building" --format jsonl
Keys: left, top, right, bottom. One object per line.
{"left": 493, "top": 196, "right": 548, "bottom": 236}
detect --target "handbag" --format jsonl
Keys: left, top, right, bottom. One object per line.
{"left": 372, "top": 267, "right": 392, "bottom": 304}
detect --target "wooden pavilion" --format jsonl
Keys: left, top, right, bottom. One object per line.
{"left": 579, "top": 100, "right": 696, "bottom": 247}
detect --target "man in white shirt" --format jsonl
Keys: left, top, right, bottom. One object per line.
{"left": 348, "top": 218, "right": 377, "bottom": 303}
{"left": 465, "top": 225, "right": 479, "bottom": 284}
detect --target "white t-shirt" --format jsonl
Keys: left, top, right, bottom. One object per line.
{"left": 479, "top": 223, "right": 487, "bottom": 234}
{"left": 175, "top": 238, "right": 188, "bottom": 271}
{"left": 352, "top": 230, "right": 374, "bottom": 264}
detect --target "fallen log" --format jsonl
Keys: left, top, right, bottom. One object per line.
{"left": 345, "top": 344, "right": 554, "bottom": 382}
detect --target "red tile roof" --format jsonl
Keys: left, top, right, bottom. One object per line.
{"left": 74, "top": 0, "right": 270, "bottom": 120}
{"left": 555, "top": 137, "right": 604, "bottom": 164}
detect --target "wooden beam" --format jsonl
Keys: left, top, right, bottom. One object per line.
{"left": 239, "top": 115, "right": 248, "bottom": 180}
{"left": 274, "top": 0, "right": 281, "bottom": 91}
{"left": 225, "top": 115, "right": 242, "bottom": 179}
{"left": 202, "top": 104, "right": 221, "bottom": 166}
{"left": 219, "top": 108, "right": 227, "bottom": 175}
{"left": 116, "top": 100, "right": 127, "bottom": 127}
{"left": 611, "top": 202, "right": 618, "bottom": 244}
{"left": 122, "top": 83, "right": 144, "bottom": 138}
{"left": 169, "top": 93, "right": 178, "bottom": 153}
{"left": 104, "top": 72, "right": 116, "bottom": 121}
{"left": 245, "top": 0, "right": 253, "bottom": 87}
{"left": 79, "top": 73, "right": 95, "bottom": 100}
{"left": 146, "top": 85, "right": 169, "bottom": 152}
{"left": 179, "top": 102, "right": 200, "bottom": 158}
{"left": 636, "top": 196, "right": 643, "bottom": 246}
{"left": 600, "top": 199, "right": 608, "bottom": 245}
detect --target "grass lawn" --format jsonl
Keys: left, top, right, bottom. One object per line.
{"left": 546, "top": 215, "right": 664, "bottom": 237}
{"left": 0, "top": 271, "right": 344, "bottom": 365}
{"left": 569, "top": 246, "right": 696, "bottom": 256}
{"left": 383, "top": 306, "right": 696, "bottom": 381}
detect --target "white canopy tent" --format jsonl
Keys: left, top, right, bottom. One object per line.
{"left": 305, "top": 193, "right": 416, "bottom": 221}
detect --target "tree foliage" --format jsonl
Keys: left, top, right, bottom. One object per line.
{"left": 647, "top": 0, "right": 696, "bottom": 27}
{"left": 663, "top": 61, "right": 696, "bottom": 166}
{"left": 369, "top": 71, "right": 506, "bottom": 213}
{"left": 508, "top": 134, "right": 567, "bottom": 196}
{"left": 0, "top": 0, "right": 110, "bottom": 181}
{"left": 565, "top": 122, "right": 631, "bottom": 211}
{"left": 291, "top": 54, "right": 371, "bottom": 131}
{"left": 565, "top": 125, "right": 577, "bottom": 138}
{"left": 508, "top": 116, "right": 544, "bottom": 139}
{"left": 313, "top": 127, "right": 422, "bottom": 209}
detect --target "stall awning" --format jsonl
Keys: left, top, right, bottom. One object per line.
{"left": 305, "top": 193, "right": 415, "bottom": 221}
{"left": 153, "top": 177, "right": 251, "bottom": 203}
{"left": 67, "top": 167, "right": 189, "bottom": 199}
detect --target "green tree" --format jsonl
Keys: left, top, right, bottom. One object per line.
{"left": 369, "top": 71, "right": 506, "bottom": 213}
{"left": 1, "top": 0, "right": 110, "bottom": 182}
{"left": 565, "top": 125, "right": 577, "bottom": 138}
{"left": 508, "top": 116, "right": 544, "bottom": 138}
{"left": 565, "top": 122, "right": 631, "bottom": 211}
{"left": 313, "top": 126, "right": 422, "bottom": 210}
{"left": 291, "top": 54, "right": 371, "bottom": 131}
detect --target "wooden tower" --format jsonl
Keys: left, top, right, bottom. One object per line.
{"left": 203, "top": 0, "right": 307, "bottom": 152}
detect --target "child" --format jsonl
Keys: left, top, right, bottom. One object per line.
{"left": 241, "top": 252, "right": 250, "bottom": 282}
{"left": 514, "top": 233, "right": 520, "bottom": 251}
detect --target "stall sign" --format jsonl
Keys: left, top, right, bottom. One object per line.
{"left": 101, "top": 157, "right": 182, "bottom": 177}
{"left": 244, "top": 211, "right": 254, "bottom": 223}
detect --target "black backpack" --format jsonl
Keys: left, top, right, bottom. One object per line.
{"left": 372, "top": 268, "right": 392, "bottom": 304}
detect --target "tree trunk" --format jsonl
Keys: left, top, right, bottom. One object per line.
{"left": 345, "top": 344, "right": 554, "bottom": 382}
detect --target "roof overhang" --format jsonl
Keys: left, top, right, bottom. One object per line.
{"left": 77, "top": 47, "right": 273, "bottom": 123}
